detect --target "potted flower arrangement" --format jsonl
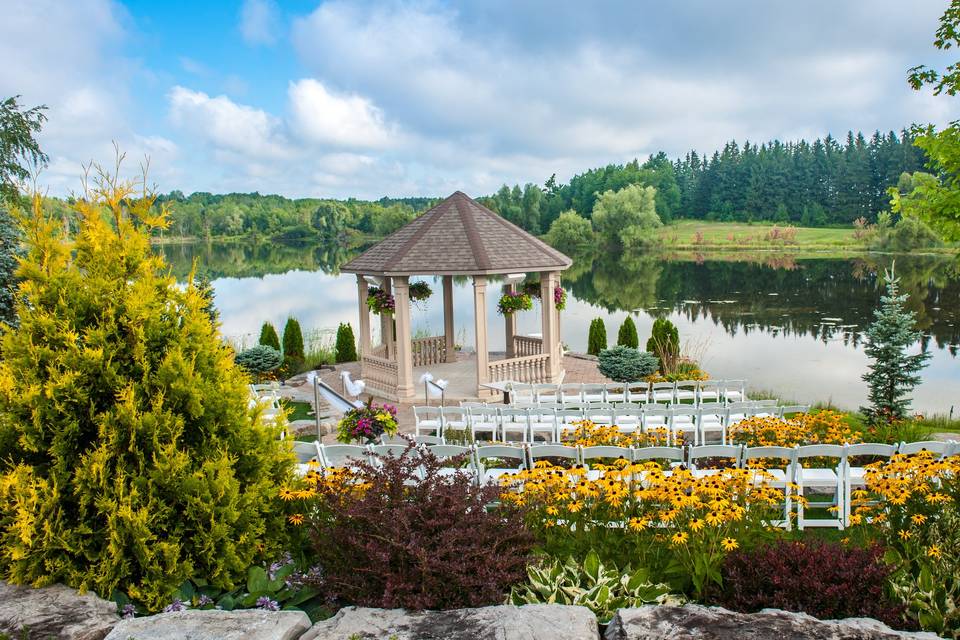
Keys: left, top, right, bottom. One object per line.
{"left": 337, "top": 400, "right": 399, "bottom": 444}
{"left": 497, "top": 290, "right": 533, "bottom": 315}
{"left": 409, "top": 280, "right": 432, "bottom": 302}
{"left": 366, "top": 287, "right": 396, "bottom": 315}
{"left": 553, "top": 285, "right": 567, "bottom": 311}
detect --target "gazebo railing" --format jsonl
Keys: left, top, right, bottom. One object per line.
{"left": 488, "top": 353, "right": 551, "bottom": 384}
{"left": 512, "top": 335, "right": 542, "bottom": 357}
{"left": 370, "top": 344, "right": 388, "bottom": 358}
{"left": 362, "top": 355, "right": 399, "bottom": 396}
{"left": 412, "top": 335, "right": 446, "bottom": 367}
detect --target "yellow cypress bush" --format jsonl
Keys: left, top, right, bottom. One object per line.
{"left": 0, "top": 162, "right": 295, "bottom": 611}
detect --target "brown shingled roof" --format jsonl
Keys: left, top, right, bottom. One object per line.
{"left": 340, "top": 191, "right": 573, "bottom": 276}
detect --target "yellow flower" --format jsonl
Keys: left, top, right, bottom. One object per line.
{"left": 288, "top": 513, "right": 304, "bottom": 525}
{"left": 278, "top": 487, "right": 296, "bottom": 501}
{"left": 720, "top": 538, "right": 739, "bottom": 551}
{"left": 671, "top": 531, "right": 689, "bottom": 546}
{"left": 567, "top": 500, "right": 583, "bottom": 513}
{"left": 927, "top": 545, "right": 943, "bottom": 559}
{"left": 705, "top": 511, "right": 723, "bottom": 526}
{"left": 689, "top": 518, "right": 705, "bottom": 532}
{"left": 911, "top": 514, "right": 927, "bottom": 525}
{"left": 898, "top": 529, "right": 913, "bottom": 540}
{"left": 628, "top": 517, "right": 648, "bottom": 531}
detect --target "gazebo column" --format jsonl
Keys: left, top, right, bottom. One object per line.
{"left": 503, "top": 282, "right": 517, "bottom": 358}
{"left": 393, "top": 276, "right": 415, "bottom": 398}
{"left": 380, "top": 276, "right": 394, "bottom": 358}
{"left": 356, "top": 275, "right": 371, "bottom": 359}
{"left": 443, "top": 275, "right": 456, "bottom": 363}
{"left": 540, "top": 271, "right": 561, "bottom": 381}
{"left": 473, "top": 275, "right": 490, "bottom": 396}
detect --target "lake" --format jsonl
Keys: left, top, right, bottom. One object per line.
{"left": 157, "top": 242, "right": 960, "bottom": 414}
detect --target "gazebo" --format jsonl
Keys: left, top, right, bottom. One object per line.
{"left": 340, "top": 191, "right": 572, "bottom": 400}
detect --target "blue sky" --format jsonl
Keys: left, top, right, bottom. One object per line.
{"left": 2, "top": 0, "right": 958, "bottom": 199}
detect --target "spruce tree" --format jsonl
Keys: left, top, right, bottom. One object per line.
{"left": 193, "top": 271, "right": 219, "bottom": 326}
{"left": 0, "top": 206, "right": 18, "bottom": 326}
{"left": 259, "top": 321, "right": 281, "bottom": 351}
{"left": 281, "top": 317, "right": 305, "bottom": 376}
{"left": 0, "top": 171, "right": 294, "bottom": 611}
{"left": 860, "top": 268, "right": 931, "bottom": 424}
{"left": 587, "top": 318, "right": 607, "bottom": 356}
{"left": 335, "top": 322, "right": 358, "bottom": 363}
{"left": 617, "top": 316, "right": 639, "bottom": 348}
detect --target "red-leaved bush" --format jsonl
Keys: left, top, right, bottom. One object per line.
{"left": 305, "top": 444, "right": 533, "bottom": 610}
{"left": 717, "top": 540, "right": 911, "bottom": 629}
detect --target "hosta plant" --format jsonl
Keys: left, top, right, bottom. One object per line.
{"left": 509, "top": 550, "right": 680, "bottom": 624}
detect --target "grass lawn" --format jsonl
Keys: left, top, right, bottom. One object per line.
{"left": 657, "top": 220, "right": 859, "bottom": 251}
{"left": 281, "top": 399, "right": 314, "bottom": 422}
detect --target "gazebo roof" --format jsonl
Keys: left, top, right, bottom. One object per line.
{"left": 340, "top": 191, "right": 572, "bottom": 277}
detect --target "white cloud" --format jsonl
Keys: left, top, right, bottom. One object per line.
{"left": 239, "top": 0, "right": 280, "bottom": 46}
{"left": 288, "top": 79, "right": 395, "bottom": 149}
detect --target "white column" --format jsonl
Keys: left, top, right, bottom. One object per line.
{"left": 356, "top": 275, "right": 371, "bottom": 359}
{"left": 380, "top": 276, "right": 394, "bottom": 359}
{"left": 503, "top": 282, "right": 517, "bottom": 358}
{"left": 443, "top": 275, "right": 456, "bottom": 363}
{"left": 474, "top": 276, "right": 490, "bottom": 395}
{"left": 540, "top": 271, "right": 561, "bottom": 381}
{"left": 393, "top": 276, "right": 415, "bottom": 398}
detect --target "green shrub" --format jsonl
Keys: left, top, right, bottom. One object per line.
{"left": 235, "top": 345, "right": 283, "bottom": 382}
{"left": 617, "top": 316, "right": 639, "bottom": 348}
{"left": 0, "top": 178, "right": 294, "bottom": 612}
{"left": 646, "top": 317, "right": 679, "bottom": 373}
{"left": 597, "top": 346, "right": 659, "bottom": 382}
{"left": 587, "top": 318, "right": 607, "bottom": 356}
{"left": 335, "top": 323, "right": 358, "bottom": 363}
{"left": 259, "top": 322, "right": 281, "bottom": 351}
{"left": 282, "top": 318, "right": 305, "bottom": 377}
{"left": 509, "top": 550, "right": 679, "bottom": 624}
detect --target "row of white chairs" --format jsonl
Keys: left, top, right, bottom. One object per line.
{"left": 506, "top": 380, "right": 747, "bottom": 405}
{"left": 249, "top": 382, "right": 284, "bottom": 428}
{"left": 414, "top": 401, "right": 810, "bottom": 446}
{"left": 293, "top": 438, "right": 957, "bottom": 530}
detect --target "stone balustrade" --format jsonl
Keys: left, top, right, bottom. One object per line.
{"left": 512, "top": 335, "right": 543, "bottom": 357}
{"left": 411, "top": 335, "right": 446, "bottom": 367}
{"left": 488, "top": 353, "right": 551, "bottom": 384}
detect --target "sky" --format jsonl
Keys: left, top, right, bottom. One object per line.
{"left": 2, "top": 0, "right": 959, "bottom": 200}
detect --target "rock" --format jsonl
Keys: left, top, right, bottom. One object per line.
{"left": 103, "top": 609, "right": 311, "bottom": 640}
{"left": 0, "top": 581, "right": 120, "bottom": 640}
{"left": 604, "top": 605, "right": 937, "bottom": 640}
{"left": 302, "top": 604, "right": 599, "bottom": 640}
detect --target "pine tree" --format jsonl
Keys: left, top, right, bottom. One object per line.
{"left": 0, "top": 206, "right": 19, "bottom": 326}
{"left": 335, "top": 322, "right": 358, "bottom": 363}
{"left": 259, "top": 321, "right": 281, "bottom": 351}
{"left": 587, "top": 318, "right": 607, "bottom": 356}
{"left": 0, "top": 170, "right": 294, "bottom": 611}
{"left": 617, "top": 316, "right": 639, "bottom": 348}
{"left": 193, "top": 271, "right": 219, "bottom": 326}
{"left": 860, "top": 268, "right": 931, "bottom": 424}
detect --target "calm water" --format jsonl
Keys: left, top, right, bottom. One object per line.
{"left": 158, "top": 242, "right": 960, "bottom": 414}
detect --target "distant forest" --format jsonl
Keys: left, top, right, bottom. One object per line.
{"left": 149, "top": 129, "right": 928, "bottom": 240}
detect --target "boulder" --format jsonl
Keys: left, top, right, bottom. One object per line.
{"left": 604, "top": 605, "right": 938, "bottom": 640}
{"left": 0, "top": 581, "right": 120, "bottom": 640}
{"left": 103, "top": 609, "right": 311, "bottom": 640}
{"left": 301, "top": 604, "right": 599, "bottom": 640}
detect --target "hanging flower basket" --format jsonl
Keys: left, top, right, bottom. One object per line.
{"left": 337, "top": 400, "right": 399, "bottom": 444}
{"left": 366, "top": 287, "right": 395, "bottom": 316}
{"left": 409, "top": 280, "right": 432, "bottom": 302}
{"left": 522, "top": 281, "right": 541, "bottom": 298}
{"left": 497, "top": 291, "right": 533, "bottom": 315}
{"left": 554, "top": 285, "right": 567, "bottom": 311}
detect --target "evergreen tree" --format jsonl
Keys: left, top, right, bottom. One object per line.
{"left": 0, "top": 171, "right": 293, "bottom": 611}
{"left": 0, "top": 206, "right": 18, "bottom": 326}
{"left": 617, "top": 316, "right": 639, "bottom": 348}
{"left": 587, "top": 318, "right": 607, "bottom": 356}
{"left": 282, "top": 317, "right": 305, "bottom": 377}
{"left": 860, "top": 268, "right": 931, "bottom": 424}
{"left": 259, "top": 321, "right": 281, "bottom": 351}
{"left": 193, "top": 271, "right": 219, "bottom": 326}
{"left": 335, "top": 322, "right": 358, "bottom": 363}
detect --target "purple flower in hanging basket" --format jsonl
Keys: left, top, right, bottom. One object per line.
{"left": 554, "top": 285, "right": 567, "bottom": 310}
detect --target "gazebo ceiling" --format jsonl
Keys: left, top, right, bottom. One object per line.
{"left": 340, "top": 191, "right": 572, "bottom": 277}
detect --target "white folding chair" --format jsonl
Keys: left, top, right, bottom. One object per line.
{"left": 499, "top": 407, "right": 531, "bottom": 442}
{"left": 633, "top": 446, "right": 685, "bottom": 482}
{"left": 427, "top": 444, "right": 476, "bottom": 481}
{"left": 669, "top": 405, "right": 699, "bottom": 446}
{"left": 898, "top": 440, "right": 951, "bottom": 457}
{"left": 697, "top": 380, "right": 722, "bottom": 403}
{"left": 319, "top": 443, "right": 369, "bottom": 471}
{"left": 292, "top": 440, "right": 322, "bottom": 476}
{"left": 674, "top": 380, "right": 698, "bottom": 403}
{"left": 509, "top": 382, "right": 535, "bottom": 405}
{"left": 778, "top": 404, "right": 811, "bottom": 419}
{"left": 582, "top": 383, "right": 607, "bottom": 404}
{"left": 581, "top": 445, "right": 634, "bottom": 480}
{"left": 747, "top": 399, "right": 779, "bottom": 418}
{"left": 613, "top": 404, "right": 643, "bottom": 434}
{"left": 795, "top": 444, "right": 846, "bottom": 530}
{"left": 527, "top": 444, "right": 580, "bottom": 470}
{"left": 641, "top": 405, "right": 671, "bottom": 440}
{"left": 414, "top": 406, "right": 442, "bottom": 437}
{"left": 626, "top": 381, "right": 650, "bottom": 404}
{"left": 528, "top": 406, "right": 559, "bottom": 442}
{"left": 725, "top": 401, "right": 753, "bottom": 427}
{"left": 534, "top": 383, "right": 559, "bottom": 405}
{"left": 468, "top": 406, "right": 499, "bottom": 441}
{"left": 475, "top": 444, "right": 527, "bottom": 485}
{"left": 742, "top": 445, "right": 797, "bottom": 530}
{"left": 413, "top": 434, "right": 444, "bottom": 445}
{"left": 650, "top": 381, "right": 675, "bottom": 404}
{"left": 440, "top": 406, "right": 469, "bottom": 437}
{"left": 697, "top": 402, "right": 729, "bottom": 445}
{"left": 688, "top": 444, "right": 742, "bottom": 478}
{"left": 584, "top": 402, "right": 615, "bottom": 426}
{"left": 843, "top": 442, "right": 896, "bottom": 526}
{"left": 605, "top": 382, "right": 627, "bottom": 404}
{"left": 722, "top": 380, "right": 746, "bottom": 402}
{"left": 560, "top": 383, "right": 584, "bottom": 405}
